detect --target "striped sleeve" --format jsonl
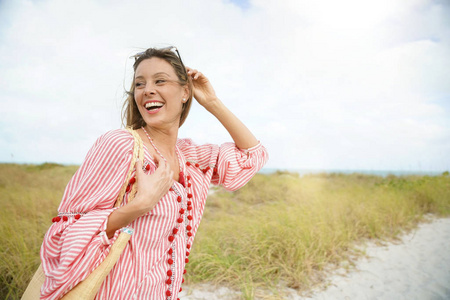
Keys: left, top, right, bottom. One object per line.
{"left": 211, "top": 141, "right": 269, "bottom": 191}
{"left": 39, "top": 129, "right": 134, "bottom": 300}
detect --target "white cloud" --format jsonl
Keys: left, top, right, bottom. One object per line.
{"left": 0, "top": 0, "right": 449, "bottom": 172}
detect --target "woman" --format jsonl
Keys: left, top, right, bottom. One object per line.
{"left": 40, "top": 47, "right": 268, "bottom": 299}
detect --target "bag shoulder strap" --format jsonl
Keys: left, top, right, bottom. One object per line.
{"left": 115, "top": 127, "right": 144, "bottom": 208}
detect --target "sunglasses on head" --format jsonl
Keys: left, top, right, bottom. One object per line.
{"left": 131, "top": 46, "right": 187, "bottom": 77}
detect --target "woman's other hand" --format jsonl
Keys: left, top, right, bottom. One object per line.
{"left": 133, "top": 155, "right": 174, "bottom": 213}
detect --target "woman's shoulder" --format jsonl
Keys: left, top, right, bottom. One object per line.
{"left": 96, "top": 128, "right": 134, "bottom": 144}
{"left": 88, "top": 128, "right": 134, "bottom": 155}
{"left": 177, "top": 138, "right": 219, "bottom": 151}
{"left": 177, "top": 138, "right": 219, "bottom": 162}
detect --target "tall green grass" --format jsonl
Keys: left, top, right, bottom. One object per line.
{"left": 0, "top": 163, "right": 78, "bottom": 299}
{"left": 185, "top": 172, "right": 450, "bottom": 298}
{"left": 1, "top": 164, "right": 449, "bottom": 299}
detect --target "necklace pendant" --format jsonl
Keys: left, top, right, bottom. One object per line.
{"left": 179, "top": 171, "right": 185, "bottom": 187}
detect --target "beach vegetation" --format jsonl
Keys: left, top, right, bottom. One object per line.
{"left": 1, "top": 164, "right": 449, "bottom": 299}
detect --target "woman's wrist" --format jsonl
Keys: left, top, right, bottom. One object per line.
{"left": 106, "top": 197, "right": 153, "bottom": 238}
{"left": 203, "top": 97, "right": 224, "bottom": 115}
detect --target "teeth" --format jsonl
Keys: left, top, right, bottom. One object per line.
{"left": 145, "top": 102, "right": 164, "bottom": 109}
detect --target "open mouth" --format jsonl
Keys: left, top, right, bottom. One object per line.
{"left": 145, "top": 102, "right": 164, "bottom": 111}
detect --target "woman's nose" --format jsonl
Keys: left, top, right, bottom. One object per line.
{"left": 144, "top": 86, "right": 156, "bottom": 96}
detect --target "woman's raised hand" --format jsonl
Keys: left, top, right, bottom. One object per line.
{"left": 186, "top": 67, "right": 219, "bottom": 110}
{"left": 133, "top": 155, "right": 174, "bottom": 214}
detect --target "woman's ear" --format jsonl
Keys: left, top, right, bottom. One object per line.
{"left": 183, "top": 84, "right": 190, "bottom": 100}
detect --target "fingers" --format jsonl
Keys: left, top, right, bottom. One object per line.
{"left": 186, "top": 67, "right": 203, "bottom": 80}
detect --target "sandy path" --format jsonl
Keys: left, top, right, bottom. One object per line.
{"left": 180, "top": 217, "right": 450, "bottom": 300}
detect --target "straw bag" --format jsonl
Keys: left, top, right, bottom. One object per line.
{"left": 21, "top": 128, "right": 143, "bottom": 300}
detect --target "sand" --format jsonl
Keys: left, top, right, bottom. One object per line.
{"left": 180, "top": 217, "right": 450, "bottom": 300}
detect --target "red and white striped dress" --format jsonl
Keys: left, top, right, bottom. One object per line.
{"left": 40, "top": 129, "right": 268, "bottom": 300}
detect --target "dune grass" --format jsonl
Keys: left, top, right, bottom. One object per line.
{"left": 185, "top": 171, "right": 450, "bottom": 298}
{"left": 0, "top": 163, "right": 78, "bottom": 300}
{"left": 1, "top": 164, "right": 449, "bottom": 299}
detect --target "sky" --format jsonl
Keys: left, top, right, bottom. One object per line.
{"left": 0, "top": 0, "right": 449, "bottom": 172}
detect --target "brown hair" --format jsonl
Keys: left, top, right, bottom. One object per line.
{"left": 122, "top": 47, "right": 193, "bottom": 129}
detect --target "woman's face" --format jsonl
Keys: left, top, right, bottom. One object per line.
{"left": 134, "top": 57, "right": 188, "bottom": 130}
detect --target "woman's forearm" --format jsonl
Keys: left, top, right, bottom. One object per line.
{"left": 105, "top": 196, "right": 151, "bottom": 238}
{"left": 205, "top": 98, "right": 258, "bottom": 149}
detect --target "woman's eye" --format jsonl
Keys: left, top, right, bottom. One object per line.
{"left": 135, "top": 82, "right": 144, "bottom": 88}
{"left": 155, "top": 80, "right": 166, "bottom": 85}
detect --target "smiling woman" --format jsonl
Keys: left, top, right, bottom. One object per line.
{"left": 34, "top": 46, "right": 268, "bottom": 300}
